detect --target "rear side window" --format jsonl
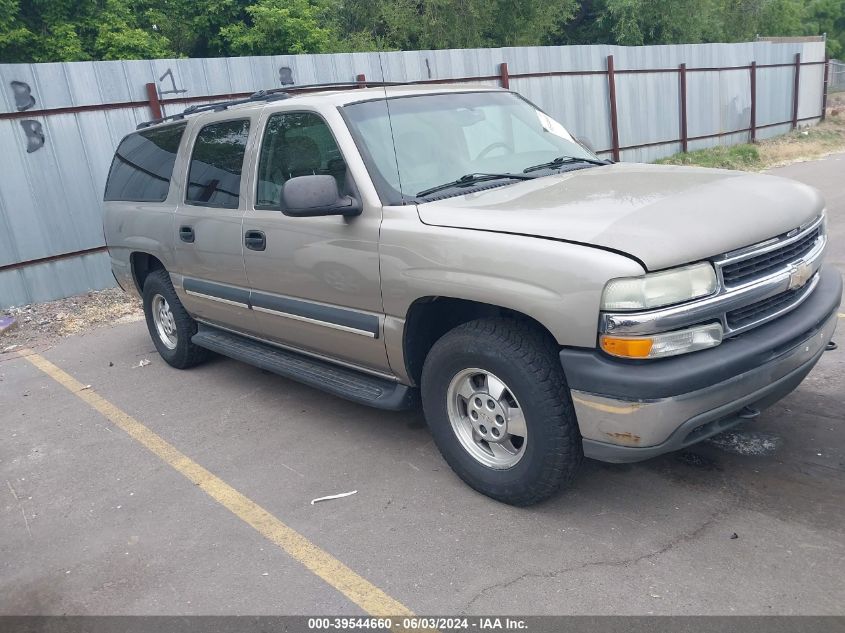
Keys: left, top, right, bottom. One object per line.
{"left": 186, "top": 119, "right": 251, "bottom": 209}
{"left": 104, "top": 123, "right": 186, "bottom": 202}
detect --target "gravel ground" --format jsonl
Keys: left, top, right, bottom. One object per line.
{"left": 1, "top": 288, "right": 142, "bottom": 351}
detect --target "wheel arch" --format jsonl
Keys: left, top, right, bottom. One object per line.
{"left": 400, "top": 296, "right": 558, "bottom": 387}
{"left": 130, "top": 252, "right": 166, "bottom": 294}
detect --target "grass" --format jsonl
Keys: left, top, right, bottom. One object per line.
{"left": 656, "top": 100, "right": 845, "bottom": 172}
{"left": 657, "top": 143, "right": 764, "bottom": 170}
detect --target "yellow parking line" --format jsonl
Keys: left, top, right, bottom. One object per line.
{"left": 19, "top": 349, "right": 413, "bottom": 617}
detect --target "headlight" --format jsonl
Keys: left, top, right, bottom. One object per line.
{"left": 600, "top": 323, "right": 723, "bottom": 359}
{"left": 601, "top": 262, "right": 718, "bottom": 311}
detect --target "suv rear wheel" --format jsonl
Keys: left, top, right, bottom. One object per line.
{"left": 421, "top": 318, "right": 582, "bottom": 506}
{"left": 142, "top": 269, "right": 209, "bottom": 369}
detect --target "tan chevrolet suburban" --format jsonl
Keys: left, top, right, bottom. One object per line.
{"left": 103, "top": 83, "right": 841, "bottom": 506}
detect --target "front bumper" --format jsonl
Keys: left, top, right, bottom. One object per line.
{"left": 560, "top": 265, "right": 842, "bottom": 463}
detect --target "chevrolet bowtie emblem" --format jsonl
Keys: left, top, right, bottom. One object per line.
{"left": 788, "top": 262, "right": 813, "bottom": 290}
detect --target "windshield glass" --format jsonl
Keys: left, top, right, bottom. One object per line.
{"left": 343, "top": 91, "right": 599, "bottom": 203}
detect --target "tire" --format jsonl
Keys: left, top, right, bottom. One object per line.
{"left": 142, "top": 269, "right": 209, "bottom": 369}
{"left": 421, "top": 318, "right": 582, "bottom": 506}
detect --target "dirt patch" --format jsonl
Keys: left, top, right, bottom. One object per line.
{"left": 826, "top": 90, "right": 845, "bottom": 112}
{"left": 760, "top": 115, "right": 845, "bottom": 168}
{"left": 1, "top": 288, "right": 143, "bottom": 351}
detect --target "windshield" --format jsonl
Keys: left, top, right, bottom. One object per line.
{"left": 342, "top": 91, "right": 599, "bottom": 204}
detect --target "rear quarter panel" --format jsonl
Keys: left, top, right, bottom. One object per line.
{"left": 104, "top": 200, "right": 176, "bottom": 298}
{"left": 103, "top": 122, "right": 195, "bottom": 296}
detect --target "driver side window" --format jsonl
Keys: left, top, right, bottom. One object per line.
{"left": 256, "top": 112, "right": 347, "bottom": 209}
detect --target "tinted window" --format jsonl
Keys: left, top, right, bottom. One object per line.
{"left": 104, "top": 123, "right": 186, "bottom": 202}
{"left": 256, "top": 112, "right": 346, "bottom": 209}
{"left": 186, "top": 119, "right": 250, "bottom": 209}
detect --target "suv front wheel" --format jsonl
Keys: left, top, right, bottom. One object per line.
{"left": 421, "top": 318, "right": 582, "bottom": 506}
{"left": 142, "top": 269, "right": 209, "bottom": 369}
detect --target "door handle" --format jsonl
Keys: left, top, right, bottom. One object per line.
{"left": 179, "top": 226, "right": 195, "bottom": 243}
{"left": 244, "top": 230, "right": 266, "bottom": 251}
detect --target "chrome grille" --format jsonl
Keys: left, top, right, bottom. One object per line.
{"left": 600, "top": 214, "right": 827, "bottom": 342}
{"left": 726, "top": 286, "right": 804, "bottom": 329}
{"left": 721, "top": 227, "right": 820, "bottom": 286}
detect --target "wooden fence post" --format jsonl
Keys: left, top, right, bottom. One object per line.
{"left": 791, "top": 53, "right": 801, "bottom": 129}
{"left": 607, "top": 55, "right": 621, "bottom": 162}
{"left": 679, "top": 63, "right": 688, "bottom": 153}
{"left": 145, "top": 82, "right": 162, "bottom": 120}
{"left": 499, "top": 62, "right": 510, "bottom": 89}
{"left": 750, "top": 61, "right": 757, "bottom": 142}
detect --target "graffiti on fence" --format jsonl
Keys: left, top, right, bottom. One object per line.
{"left": 9, "top": 81, "right": 44, "bottom": 152}
{"left": 10, "top": 80, "right": 36, "bottom": 111}
{"left": 279, "top": 67, "right": 294, "bottom": 86}
{"left": 20, "top": 120, "right": 45, "bottom": 153}
{"left": 158, "top": 68, "right": 187, "bottom": 96}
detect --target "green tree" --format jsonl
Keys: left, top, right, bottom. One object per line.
{"left": 600, "top": 0, "right": 725, "bottom": 45}
{"left": 1, "top": 0, "right": 843, "bottom": 63}
{"left": 141, "top": 0, "right": 247, "bottom": 58}
{"left": 95, "top": 0, "right": 173, "bottom": 60}
{"left": 220, "top": 0, "right": 331, "bottom": 55}
{"left": 1, "top": 0, "right": 175, "bottom": 62}
{"left": 806, "top": 0, "right": 845, "bottom": 57}
{"left": 324, "top": 0, "right": 577, "bottom": 51}
{"left": 0, "top": 0, "right": 35, "bottom": 62}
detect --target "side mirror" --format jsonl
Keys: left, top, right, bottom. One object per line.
{"left": 280, "top": 175, "right": 361, "bottom": 218}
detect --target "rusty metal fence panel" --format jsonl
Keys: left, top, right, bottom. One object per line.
{"left": 0, "top": 41, "right": 827, "bottom": 308}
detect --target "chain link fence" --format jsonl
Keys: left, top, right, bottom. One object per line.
{"left": 829, "top": 60, "right": 845, "bottom": 92}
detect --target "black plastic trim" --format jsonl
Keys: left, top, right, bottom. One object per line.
{"left": 183, "top": 278, "right": 250, "bottom": 306}
{"left": 561, "top": 265, "right": 842, "bottom": 400}
{"left": 250, "top": 291, "right": 380, "bottom": 337}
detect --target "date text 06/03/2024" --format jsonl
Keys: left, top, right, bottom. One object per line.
{"left": 306, "top": 617, "right": 528, "bottom": 630}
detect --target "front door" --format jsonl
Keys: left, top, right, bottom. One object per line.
{"left": 174, "top": 117, "right": 257, "bottom": 335}
{"left": 241, "top": 110, "right": 388, "bottom": 373}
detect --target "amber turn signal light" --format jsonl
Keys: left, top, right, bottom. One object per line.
{"left": 600, "top": 336, "right": 654, "bottom": 359}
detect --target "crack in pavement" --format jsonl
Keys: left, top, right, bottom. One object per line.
{"left": 460, "top": 508, "right": 725, "bottom": 614}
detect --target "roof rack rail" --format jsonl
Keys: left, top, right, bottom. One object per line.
{"left": 136, "top": 81, "right": 408, "bottom": 130}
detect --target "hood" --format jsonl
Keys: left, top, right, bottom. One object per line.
{"left": 416, "top": 163, "right": 824, "bottom": 271}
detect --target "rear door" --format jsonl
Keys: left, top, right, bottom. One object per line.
{"left": 241, "top": 108, "right": 389, "bottom": 373}
{"left": 173, "top": 116, "right": 257, "bottom": 334}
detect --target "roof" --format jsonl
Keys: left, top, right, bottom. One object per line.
{"left": 293, "top": 83, "right": 503, "bottom": 107}
{"left": 137, "top": 83, "right": 504, "bottom": 130}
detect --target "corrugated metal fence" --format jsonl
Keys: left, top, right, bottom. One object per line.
{"left": 0, "top": 41, "right": 828, "bottom": 308}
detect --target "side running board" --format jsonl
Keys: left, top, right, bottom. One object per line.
{"left": 192, "top": 325, "right": 417, "bottom": 411}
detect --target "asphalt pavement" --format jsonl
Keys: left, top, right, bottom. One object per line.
{"left": 1, "top": 153, "right": 843, "bottom": 616}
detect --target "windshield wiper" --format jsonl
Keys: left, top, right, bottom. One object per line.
{"left": 416, "top": 172, "right": 534, "bottom": 198}
{"left": 522, "top": 156, "right": 608, "bottom": 173}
